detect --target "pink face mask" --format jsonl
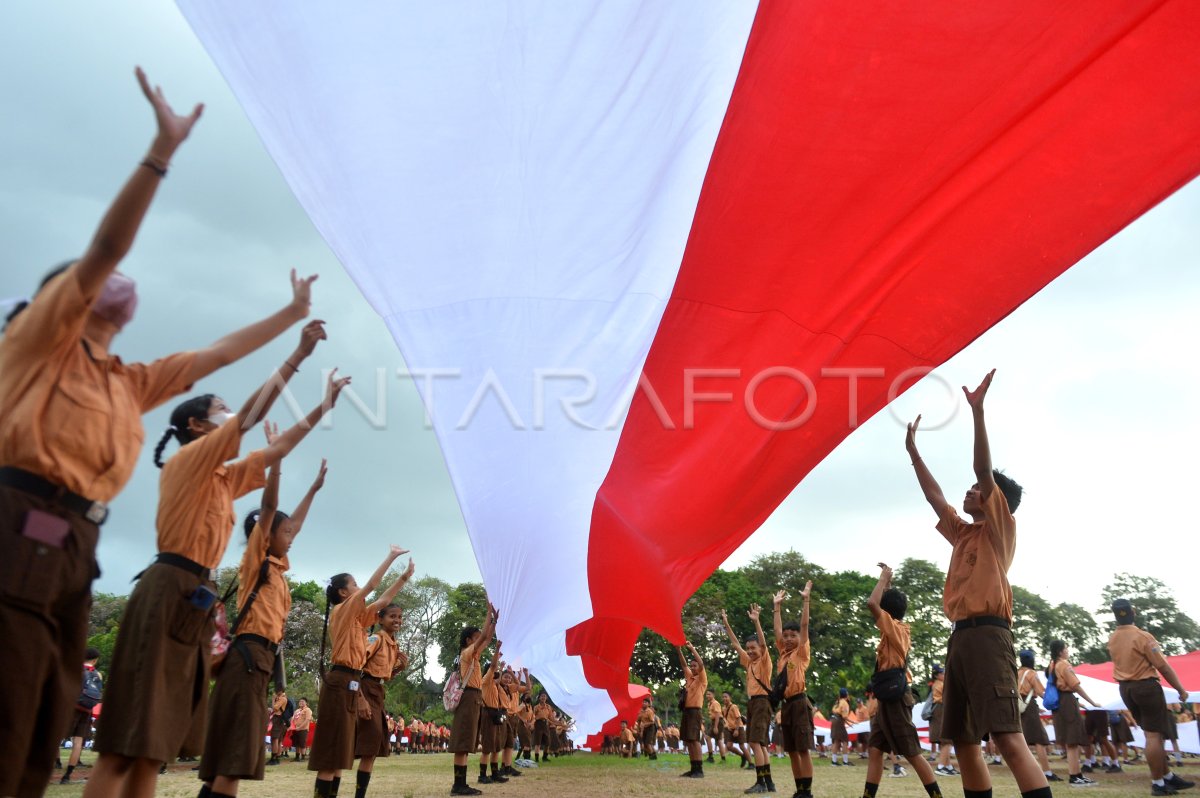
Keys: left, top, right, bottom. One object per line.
{"left": 92, "top": 273, "right": 138, "bottom": 329}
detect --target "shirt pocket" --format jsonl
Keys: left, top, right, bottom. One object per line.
{"left": 167, "top": 586, "right": 214, "bottom": 648}
{"left": 0, "top": 528, "right": 66, "bottom": 613}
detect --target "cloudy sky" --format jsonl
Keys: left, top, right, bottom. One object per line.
{"left": 3, "top": 3, "right": 1198, "bottom": 630}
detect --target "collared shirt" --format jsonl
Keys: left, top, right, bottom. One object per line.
{"left": 329, "top": 588, "right": 373, "bottom": 668}
{"left": 875, "top": 612, "right": 910, "bottom": 670}
{"left": 363, "top": 631, "right": 400, "bottom": 679}
{"left": 741, "top": 649, "right": 773, "bottom": 698}
{"left": 236, "top": 520, "right": 291, "bottom": 643}
{"left": 1108, "top": 624, "right": 1170, "bottom": 682}
{"left": 776, "top": 638, "right": 811, "bottom": 698}
{"left": 936, "top": 487, "right": 1016, "bottom": 622}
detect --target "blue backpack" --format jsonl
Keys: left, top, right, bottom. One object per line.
{"left": 1043, "top": 667, "right": 1060, "bottom": 712}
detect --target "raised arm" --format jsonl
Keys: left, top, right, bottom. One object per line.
{"left": 905, "top": 415, "right": 949, "bottom": 513}
{"left": 749, "top": 604, "right": 767, "bottom": 651}
{"left": 772, "top": 590, "right": 787, "bottom": 642}
{"left": 361, "top": 545, "right": 407, "bottom": 595}
{"left": 75, "top": 68, "right": 202, "bottom": 296}
{"left": 287, "top": 458, "right": 327, "bottom": 533}
{"left": 962, "top": 369, "right": 997, "bottom": 501}
{"left": 190, "top": 275, "right": 319, "bottom": 385}
{"left": 261, "top": 369, "right": 351, "bottom": 469}
{"left": 469, "top": 602, "right": 498, "bottom": 658}
{"left": 720, "top": 609, "right": 747, "bottom": 658}
{"left": 676, "top": 646, "right": 692, "bottom": 680}
{"left": 799, "top": 580, "right": 812, "bottom": 642}
{"left": 368, "top": 558, "right": 415, "bottom": 615}
{"left": 867, "top": 563, "right": 891, "bottom": 621}
{"left": 233, "top": 316, "right": 326, "bottom": 430}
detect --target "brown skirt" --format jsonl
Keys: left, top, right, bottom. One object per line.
{"left": 928, "top": 703, "right": 944, "bottom": 743}
{"left": 199, "top": 637, "right": 274, "bottom": 781}
{"left": 1111, "top": 716, "right": 1134, "bottom": 743}
{"left": 514, "top": 716, "right": 531, "bottom": 749}
{"left": 1052, "top": 691, "right": 1086, "bottom": 747}
{"left": 354, "top": 678, "right": 390, "bottom": 759}
{"left": 480, "top": 705, "right": 502, "bottom": 754}
{"left": 830, "top": 714, "right": 849, "bottom": 744}
{"left": 449, "top": 688, "right": 483, "bottom": 754}
{"left": 868, "top": 693, "right": 920, "bottom": 757}
{"left": 534, "top": 717, "right": 551, "bottom": 748}
{"left": 1021, "top": 700, "right": 1050, "bottom": 746}
{"left": 308, "top": 669, "right": 359, "bottom": 772}
{"left": 93, "top": 561, "right": 214, "bottom": 762}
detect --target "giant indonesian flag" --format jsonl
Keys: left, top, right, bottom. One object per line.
{"left": 176, "top": 1, "right": 1200, "bottom": 736}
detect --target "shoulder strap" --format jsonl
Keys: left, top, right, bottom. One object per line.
{"left": 229, "top": 558, "right": 273, "bottom": 638}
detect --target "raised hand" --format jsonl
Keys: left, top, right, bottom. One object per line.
{"left": 389, "top": 544, "right": 410, "bottom": 558}
{"left": 324, "top": 368, "right": 352, "bottom": 408}
{"left": 311, "top": 458, "right": 328, "bottom": 490}
{"left": 800, "top": 580, "right": 813, "bottom": 600}
{"left": 719, "top": 609, "right": 729, "bottom": 623}
{"left": 402, "top": 558, "right": 415, "bottom": 579}
{"left": 136, "top": 66, "right": 203, "bottom": 154}
{"left": 295, "top": 319, "right": 327, "bottom": 357}
{"left": 962, "top": 369, "right": 996, "bottom": 411}
{"left": 262, "top": 419, "right": 280, "bottom": 445}
{"left": 290, "top": 268, "right": 319, "bottom": 315}
{"left": 772, "top": 590, "right": 787, "bottom": 608}
{"left": 747, "top": 604, "right": 761, "bottom": 622}
{"left": 905, "top": 415, "right": 922, "bottom": 456}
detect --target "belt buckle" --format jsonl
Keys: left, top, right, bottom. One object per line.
{"left": 207, "top": 568, "right": 218, "bottom": 582}
{"left": 85, "top": 501, "right": 109, "bottom": 525}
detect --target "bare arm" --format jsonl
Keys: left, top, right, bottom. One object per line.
{"left": 368, "top": 558, "right": 415, "bottom": 615}
{"left": 257, "top": 421, "right": 281, "bottom": 534}
{"left": 687, "top": 641, "right": 704, "bottom": 673}
{"left": 905, "top": 415, "right": 949, "bottom": 513}
{"left": 799, "top": 580, "right": 812, "bottom": 643}
{"left": 361, "top": 545, "right": 407, "bottom": 595}
{"left": 261, "top": 370, "right": 351, "bottom": 469}
{"left": 1160, "top": 663, "right": 1189, "bottom": 704}
{"left": 287, "top": 458, "right": 327, "bottom": 532}
{"left": 772, "top": 590, "right": 786, "bottom": 643}
{"left": 749, "top": 604, "right": 767, "bottom": 651}
{"left": 962, "top": 369, "right": 997, "bottom": 500}
{"left": 720, "top": 609, "right": 746, "bottom": 658}
{"left": 676, "top": 646, "right": 691, "bottom": 680}
{"left": 75, "top": 68, "right": 202, "bottom": 296}
{"left": 470, "top": 602, "right": 498, "bottom": 658}
{"left": 233, "top": 317, "right": 325, "bottom": 429}
{"left": 189, "top": 282, "right": 318, "bottom": 384}
{"left": 867, "top": 563, "right": 891, "bottom": 621}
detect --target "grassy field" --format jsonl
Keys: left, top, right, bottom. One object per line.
{"left": 51, "top": 749, "right": 1182, "bottom": 797}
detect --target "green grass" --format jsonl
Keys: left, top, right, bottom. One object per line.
{"left": 50, "top": 748, "right": 1182, "bottom": 796}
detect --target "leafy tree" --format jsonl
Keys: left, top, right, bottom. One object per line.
{"left": 892, "top": 558, "right": 950, "bottom": 683}
{"left": 1099, "top": 573, "right": 1200, "bottom": 655}
{"left": 432, "top": 582, "right": 490, "bottom": 672}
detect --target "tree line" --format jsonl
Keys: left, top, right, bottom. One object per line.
{"left": 86, "top": 554, "right": 1198, "bottom": 724}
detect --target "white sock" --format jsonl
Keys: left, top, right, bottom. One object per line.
{"left": 1103, "top": 756, "right": 1111, "bottom": 766}
{"left": 1045, "top": 770, "right": 1054, "bottom": 777}
{"left": 1154, "top": 778, "right": 1165, "bottom": 787}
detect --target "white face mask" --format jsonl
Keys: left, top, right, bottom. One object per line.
{"left": 207, "top": 410, "right": 236, "bottom": 427}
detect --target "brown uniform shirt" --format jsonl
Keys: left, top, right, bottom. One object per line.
{"left": 272, "top": 694, "right": 287, "bottom": 716}
{"left": 832, "top": 698, "right": 850, "bottom": 719}
{"left": 776, "top": 639, "right": 811, "bottom": 698}
{"left": 683, "top": 667, "right": 708, "bottom": 709}
{"left": 707, "top": 697, "right": 722, "bottom": 722}
{"left": 1052, "top": 659, "right": 1082, "bottom": 693}
{"left": 156, "top": 418, "right": 266, "bottom": 568}
{"left": 329, "top": 588, "right": 373, "bottom": 668}
{"left": 723, "top": 701, "right": 744, "bottom": 730}
{"left": 741, "top": 649, "right": 773, "bottom": 698}
{"left": 1108, "top": 625, "right": 1170, "bottom": 682}
{"left": 931, "top": 679, "right": 944, "bottom": 703}
{"left": 1017, "top": 667, "right": 1044, "bottom": 699}
{"left": 237, "top": 521, "right": 291, "bottom": 643}
{"left": 0, "top": 267, "right": 196, "bottom": 502}
{"left": 534, "top": 703, "right": 555, "bottom": 721}
{"left": 500, "top": 684, "right": 521, "bottom": 714}
{"left": 637, "top": 707, "right": 657, "bottom": 732}
{"left": 363, "top": 631, "right": 400, "bottom": 679}
{"left": 936, "top": 487, "right": 1016, "bottom": 622}
{"left": 292, "top": 706, "right": 312, "bottom": 730}
{"left": 875, "top": 612, "right": 910, "bottom": 670}
{"left": 459, "top": 645, "right": 483, "bottom": 689}
{"left": 620, "top": 727, "right": 634, "bottom": 743}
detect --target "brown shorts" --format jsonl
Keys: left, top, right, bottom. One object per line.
{"left": 746, "top": 696, "right": 771, "bottom": 746}
{"left": 199, "top": 636, "right": 274, "bottom": 781}
{"left": 354, "top": 678, "right": 390, "bottom": 758}
{"left": 515, "top": 717, "right": 531, "bottom": 749}
{"left": 780, "top": 695, "right": 813, "bottom": 753}
{"left": 830, "top": 715, "right": 849, "bottom": 744}
{"left": 308, "top": 669, "right": 359, "bottom": 772}
{"left": 1085, "top": 709, "right": 1109, "bottom": 742}
{"left": 1120, "top": 679, "right": 1168, "bottom": 735}
{"left": 1111, "top": 717, "right": 1134, "bottom": 743}
{"left": 868, "top": 693, "right": 921, "bottom": 758}
{"left": 941, "top": 625, "right": 1020, "bottom": 742}
{"left": 681, "top": 707, "right": 703, "bottom": 742}
{"left": 707, "top": 717, "right": 722, "bottom": 738}
{"left": 480, "top": 706, "right": 504, "bottom": 754}
{"left": 1052, "top": 691, "right": 1087, "bottom": 747}
{"left": 1021, "top": 700, "right": 1049, "bottom": 746}
{"left": 94, "top": 561, "right": 214, "bottom": 763}
{"left": 0, "top": 487, "right": 99, "bottom": 798}
{"left": 66, "top": 708, "right": 94, "bottom": 741}
{"left": 928, "top": 703, "right": 945, "bottom": 743}
{"left": 641, "top": 724, "right": 657, "bottom": 750}
{"left": 293, "top": 729, "right": 310, "bottom": 749}
{"left": 534, "top": 717, "right": 551, "bottom": 748}
{"left": 449, "top": 688, "right": 483, "bottom": 753}
{"left": 723, "top": 726, "right": 743, "bottom": 747}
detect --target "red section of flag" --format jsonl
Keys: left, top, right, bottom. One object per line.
{"left": 572, "top": 0, "right": 1200, "bottom": 712}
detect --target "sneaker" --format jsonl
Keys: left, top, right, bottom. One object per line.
{"left": 889, "top": 766, "right": 907, "bottom": 778}
{"left": 1069, "top": 774, "right": 1098, "bottom": 787}
{"left": 1048, "top": 773, "right": 1064, "bottom": 782}
{"left": 1081, "top": 764, "right": 1094, "bottom": 773}
{"left": 504, "top": 766, "right": 522, "bottom": 777}
{"left": 1166, "top": 773, "right": 1195, "bottom": 790}
{"left": 1152, "top": 785, "right": 1180, "bottom": 796}
{"left": 831, "top": 760, "right": 842, "bottom": 767}
{"left": 1106, "top": 764, "right": 1123, "bottom": 774}
{"left": 478, "top": 774, "right": 493, "bottom": 784}
{"left": 935, "top": 765, "right": 959, "bottom": 776}
{"left": 743, "top": 784, "right": 769, "bottom": 794}
{"left": 844, "top": 759, "right": 855, "bottom": 766}
{"left": 451, "top": 785, "right": 483, "bottom": 796}
{"left": 490, "top": 772, "right": 509, "bottom": 783}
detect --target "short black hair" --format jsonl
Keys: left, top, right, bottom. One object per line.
{"left": 993, "top": 469, "right": 1023, "bottom": 512}
{"left": 84, "top": 647, "right": 101, "bottom": 661}
{"left": 459, "top": 626, "right": 480, "bottom": 651}
{"left": 782, "top": 620, "right": 801, "bottom": 633}
{"left": 880, "top": 588, "right": 907, "bottom": 621}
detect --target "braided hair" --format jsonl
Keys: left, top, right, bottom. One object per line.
{"left": 153, "top": 394, "right": 216, "bottom": 468}
{"left": 1046, "top": 639, "right": 1067, "bottom": 678}
{"left": 318, "top": 573, "right": 353, "bottom": 676}
{"left": 3, "top": 262, "right": 74, "bottom": 332}
{"left": 243, "top": 508, "right": 291, "bottom": 539}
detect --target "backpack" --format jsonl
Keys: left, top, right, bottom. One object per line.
{"left": 1043, "top": 666, "right": 1060, "bottom": 712}
{"left": 1016, "top": 670, "right": 1034, "bottom": 715}
{"left": 77, "top": 665, "right": 103, "bottom": 710}
{"left": 282, "top": 697, "right": 296, "bottom": 726}
{"left": 443, "top": 657, "right": 476, "bottom": 712}
{"left": 919, "top": 689, "right": 935, "bottom": 721}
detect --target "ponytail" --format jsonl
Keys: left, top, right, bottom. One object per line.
{"left": 319, "top": 573, "right": 353, "bottom": 676}
{"left": 1046, "top": 639, "right": 1066, "bottom": 677}
{"left": 154, "top": 393, "right": 217, "bottom": 468}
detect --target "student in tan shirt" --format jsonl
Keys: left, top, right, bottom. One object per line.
{"left": 772, "top": 583, "right": 814, "bottom": 797}
{"left": 1047, "top": 640, "right": 1102, "bottom": 786}
{"left": 722, "top": 692, "right": 749, "bottom": 768}
{"left": 1016, "top": 650, "right": 1056, "bottom": 782}
{"left": 636, "top": 697, "right": 660, "bottom": 760}
{"left": 905, "top": 370, "right": 1052, "bottom": 798}
{"left": 0, "top": 70, "right": 328, "bottom": 797}
{"left": 477, "top": 655, "right": 507, "bottom": 785}
{"left": 705, "top": 690, "right": 724, "bottom": 763}
{"left": 1107, "top": 598, "right": 1192, "bottom": 794}
{"left": 309, "top": 546, "right": 411, "bottom": 798}
{"left": 449, "top": 600, "right": 498, "bottom": 795}
{"left": 678, "top": 640, "right": 708, "bottom": 778}
{"left": 722, "top": 604, "right": 774, "bottom": 794}
{"left": 292, "top": 699, "right": 313, "bottom": 759}
{"left": 498, "top": 668, "right": 525, "bottom": 778}
{"left": 89, "top": 352, "right": 345, "bottom": 798}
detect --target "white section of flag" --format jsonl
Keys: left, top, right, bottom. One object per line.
{"left": 176, "top": 0, "right": 760, "bottom": 732}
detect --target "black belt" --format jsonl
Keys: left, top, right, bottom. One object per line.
{"left": 750, "top": 694, "right": 771, "bottom": 702}
{"left": 235, "top": 633, "right": 280, "bottom": 651}
{"left": 331, "top": 664, "right": 363, "bottom": 676}
{"left": 783, "top": 692, "right": 808, "bottom": 704}
{"left": 0, "top": 466, "right": 109, "bottom": 525}
{"left": 951, "top": 615, "right": 1010, "bottom": 633}
{"left": 152, "top": 552, "right": 216, "bottom": 581}
{"left": 362, "top": 674, "right": 385, "bottom": 683}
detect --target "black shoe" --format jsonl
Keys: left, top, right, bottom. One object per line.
{"left": 1069, "top": 774, "right": 1097, "bottom": 786}
{"left": 478, "top": 774, "right": 493, "bottom": 784}
{"left": 159, "top": 764, "right": 168, "bottom": 775}
{"left": 451, "top": 785, "right": 483, "bottom": 796}
{"left": 683, "top": 771, "right": 705, "bottom": 779}
{"left": 1106, "top": 764, "right": 1123, "bottom": 774}
{"left": 504, "top": 766, "right": 522, "bottom": 777}
{"left": 1152, "top": 786, "right": 1179, "bottom": 796}
{"left": 267, "top": 758, "right": 280, "bottom": 766}
{"left": 1166, "top": 774, "right": 1195, "bottom": 790}
{"left": 744, "top": 784, "right": 769, "bottom": 794}
{"left": 491, "top": 773, "right": 509, "bottom": 783}
{"left": 1081, "top": 764, "right": 1094, "bottom": 773}
{"left": 707, "top": 754, "right": 715, "bottom": 763}
{"left": 1048, "top": 773, "right": 1064, "bottom": 782}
